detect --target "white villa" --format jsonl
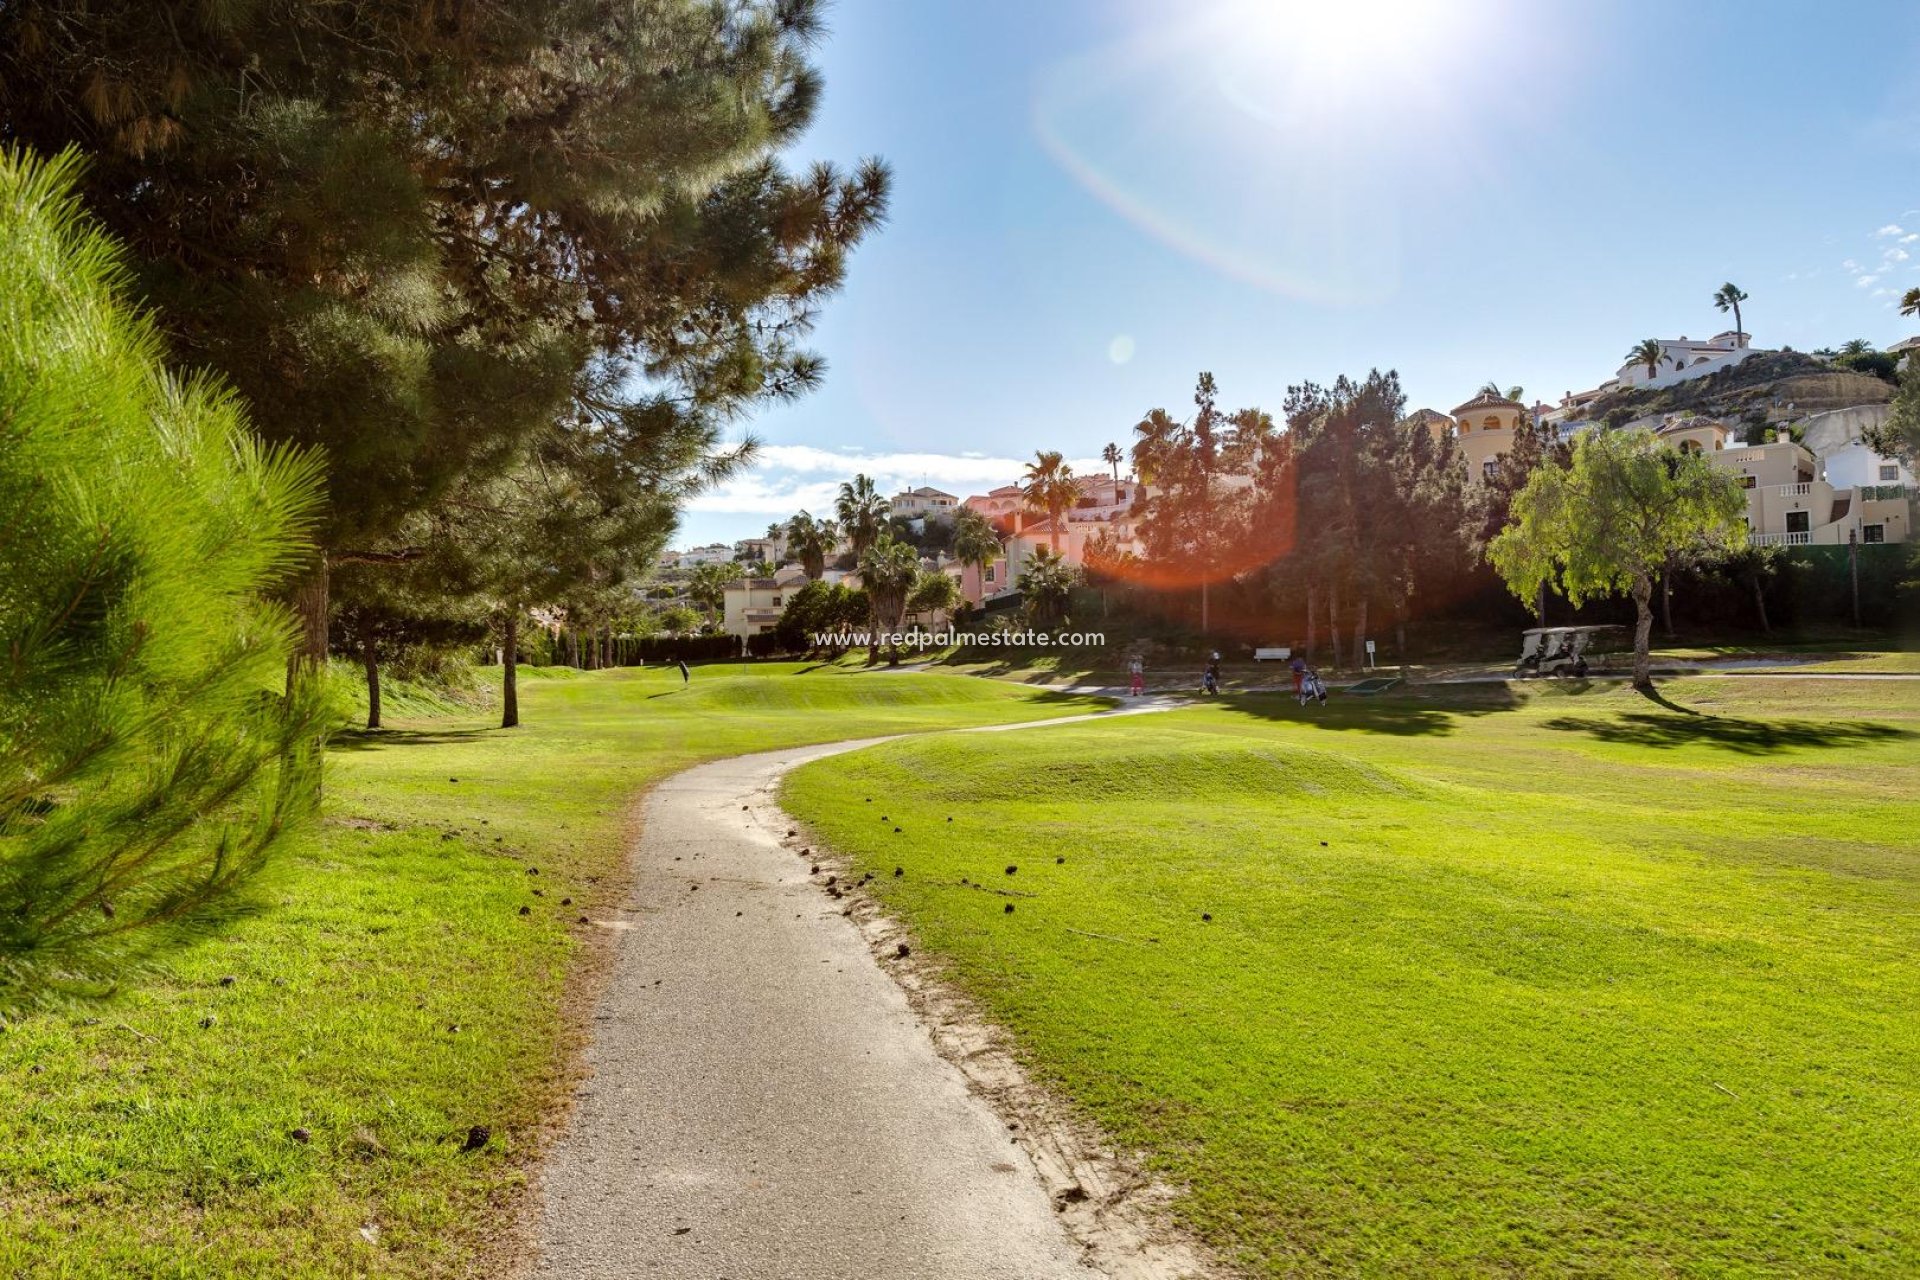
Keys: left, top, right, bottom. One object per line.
{"left": 1613, "top": 330, "right": 1755, "bottom": 390}
{"left": 890, "top": 486, "right": 960, "bottom": 522}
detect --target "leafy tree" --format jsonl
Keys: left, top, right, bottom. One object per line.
{"left": 0, "top": 149, "right": 328, "bottom": 1008}
{"left": 1018, "top": 548, "right": 1079, "bottom": 628}
{"left": 953, "top": 507, "right": 1004, "bottom": 595}
{"left": 858, "top": 537, "right": 920, "bottom": 665}
{"left": 1867, "top": 358, "right": 1920, "bottom": 466}
{"left": 1021, "top": 450, "right": 1079, "bottom": 554}
{"left": 836, "top": 474, "right": 891, "bottom": 559}
{"left": 907, "top": 571, "right": 962, "bottom": 626}
{"left": 1488, "top": 429, "right": 1747, "bottom": 690}
{"left": 657, "top": 603, "right": 703, "bottom": 635}
{"left": 1713, "top": 282, "right": 1749, "bottom": 340}
{"left": 784, "top": 511, "right": 840, "bottom": 580}
{"left": 0, "top": 1, "right": 891, "bottom": 661}
{"left": 1131, "top": 373, "right": 1243, "bottom": 633}
{"left": 1626, "top": 338, "right": 1665, "bottom": 381}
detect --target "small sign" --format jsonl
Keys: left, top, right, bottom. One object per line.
{"left": 1364, "top": 640, "right": 1375, "bottom": 654}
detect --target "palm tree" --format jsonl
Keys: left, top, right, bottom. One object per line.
{"left": 1130, "top": 408, "right": 1180, "bottom": 484}
{"left": 1626, "top": 338, "right": 1664, "bottom": 382}
{"left": 952, "top": 506, "right": 1002, "bottom": 597}
{"left": 835, "top": 474, "right": 889, "bottom": 559}
{"left": 1021, "top": 450, "right": 1078, "bottom": 554}
{"left": 784, "top": 510, "right": 838, "bottom": 580}
{"left": 1101, "top": 441, "right": 1122, "bottom": 481}
{"left": 1478, "top": 381, "right": 1524, "bottom": 402}
{"left": 1713, "top": 282, "right": 1749, "bottom": 343}
{"left": 1901, "top": 287, "right": 1920, "bottom": 318}
{"left": 858, "top": 536, "right": 920, "bottom": 666}
{"left": 1840, "top": 338, "right": 1873, "bottom": 357}
{"left": 1017, "top": 547, "right": 1077, "bottom": 628}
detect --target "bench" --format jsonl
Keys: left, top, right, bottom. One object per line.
{"left": 1253, "top": 647, "right": 1292, "bottom": 662}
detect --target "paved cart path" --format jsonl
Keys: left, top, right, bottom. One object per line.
{"left": 534, "top": 702, "right": 1186, "bottom": 1280}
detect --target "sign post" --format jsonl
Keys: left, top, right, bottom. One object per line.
{"left": 1364, "top": 639, "right": 1376, "bottom": 671}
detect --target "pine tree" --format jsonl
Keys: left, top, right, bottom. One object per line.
{"left": 0, "top": 148, "right": 327, "bottom": 1008}
{"left": 0, "top": 1, "right": 890, "bottom": 658}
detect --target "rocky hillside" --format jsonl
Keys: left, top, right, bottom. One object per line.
{"left": 1589, "top": 351, "right": 1893, "bottom": 430}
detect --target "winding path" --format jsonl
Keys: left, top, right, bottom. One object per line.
{"left": 533, "top": 703, "right": 1188, "bottom": 1280}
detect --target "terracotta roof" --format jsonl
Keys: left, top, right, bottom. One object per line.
{"left": 1451, "top": 391, "right": 1525, "bottom": 415}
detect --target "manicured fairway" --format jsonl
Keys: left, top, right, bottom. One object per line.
{"left": 0, "top": 664, "right": 1102, "bottom": 1278}
{"left": 783, "top": 678, "right": 1920, "bottom": 1277}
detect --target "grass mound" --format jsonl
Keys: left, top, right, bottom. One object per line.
{"left": 903, "top": 728, "right": 1423, "bottom": 804}
{"left": 663, "top": 669, "right": 1083, "bottom": 715}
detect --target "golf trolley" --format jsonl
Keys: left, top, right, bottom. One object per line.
{"left": 1514, "top": 625, "right": 1621, "bottom": 679}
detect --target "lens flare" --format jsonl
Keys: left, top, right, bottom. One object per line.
{"left": 1034, "top": 0, "right": 1532, "bottom": 303}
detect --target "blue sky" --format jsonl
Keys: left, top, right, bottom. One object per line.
{"left": 678, "top": 0, "right": 1920, "bottom": 547}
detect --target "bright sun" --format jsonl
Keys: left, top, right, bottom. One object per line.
{"left": 1204, "top": 0, "right": 1495, "bottom": 134}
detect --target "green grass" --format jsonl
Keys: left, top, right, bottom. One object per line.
{"left": 782, "top": 678, "right": 1920, "bottom": 1277}
{"left": 0, "top": 662, "right": 1104, "bottom": 1278}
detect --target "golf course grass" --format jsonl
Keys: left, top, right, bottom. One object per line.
{"left": 782, "top": 677, "right": 1920, "bottom": 1277}
{"left": 0, "top": 663, "right": 1103, "bottom": 1278}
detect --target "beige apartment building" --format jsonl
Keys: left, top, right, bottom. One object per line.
{"left": 1712, "top": 428, "right": 1909, "bottom": 548}
{"left": 1418, "top": 402, "right": 1910, "bottom": 547}
{"left": 721, "top": 577, "right": 789, "bottom": 641}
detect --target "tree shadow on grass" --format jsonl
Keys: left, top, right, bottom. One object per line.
{"left": 328, "top": 727, "right": 496, "bottom": 753}
{"left": 1542, "top": 686, "right": 1912, "bottom": 754}
{"left": 1211, "top": 684, "right": 1522, "bottom": 737}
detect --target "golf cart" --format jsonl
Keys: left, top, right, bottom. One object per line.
{"left": 1514, "top": 625, "right": 1622, "bottom": 678}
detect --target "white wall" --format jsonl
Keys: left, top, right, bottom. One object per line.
{"left": 1822, "top": 439, "right": 1912, "bottom": 490}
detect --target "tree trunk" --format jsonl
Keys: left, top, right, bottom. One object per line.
{"left": 1660, "top": 571, "right": 1676, "bottom": 638}
{"left": 564, "top": 629, "right": 578, "bottom": 669}
{"left": 1395, "top": 600, "right": 1408, "bottom": 673}
{"left": 1535, "top": 582, "right": 1548, "bottom": 627}
{"left": 1326, "top": 581, "right": 1342, "bottom": 672}
{"left": 1631, "top": 573, "right": 1655, "bottom": 691}
{"left": 502, "top": 613, "right": 520, "bottom": 729}
{"left": 288, "top": 559, "right": 330, "bottom": 682}
{"left": 1200, "top": 578, "right": 1210, "bottom": 636}
{"left": 362, "top": 635, "right": 381, "bottom": 731}
{"left": 1748, "top": 572, "right": 1771, "bottom": 634}
{"left": 1305, "top": 582, "right": 1319, "bottom": 663}
{"left": 1352, "top": 598, "right": 1369, "bottom": 670}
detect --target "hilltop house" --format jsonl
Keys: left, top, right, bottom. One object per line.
{"left": 891, "top": 486, "right": 960, "bottom": 523}
{"left": 1614, "top": 330, "right": 1756, "bottom": 390}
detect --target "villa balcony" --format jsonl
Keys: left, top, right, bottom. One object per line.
{"left": 1749, "top": 531, "right": 1810, "bottom": 547}
{"left": 1775, "top": 482, "right": 1812, "bottom": 497}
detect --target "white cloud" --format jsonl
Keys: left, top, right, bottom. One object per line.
{"left": 683, "top": 446, "right": 1109, "bottom": 516}
{"left": 1877, "top": 224, "right": 1906, "bottom": 237}
{"left": 1856, "top": 274, "right": 1881, "bottom": 288}
{"left": 1886, "top": 248, "right": 1911, "bottom": 263}
{"left": 1843, "top": 258, "right": 1861, "bottom": 271}
{"left": 1903, "top": 233, "right": 1919, "bottom": 244}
